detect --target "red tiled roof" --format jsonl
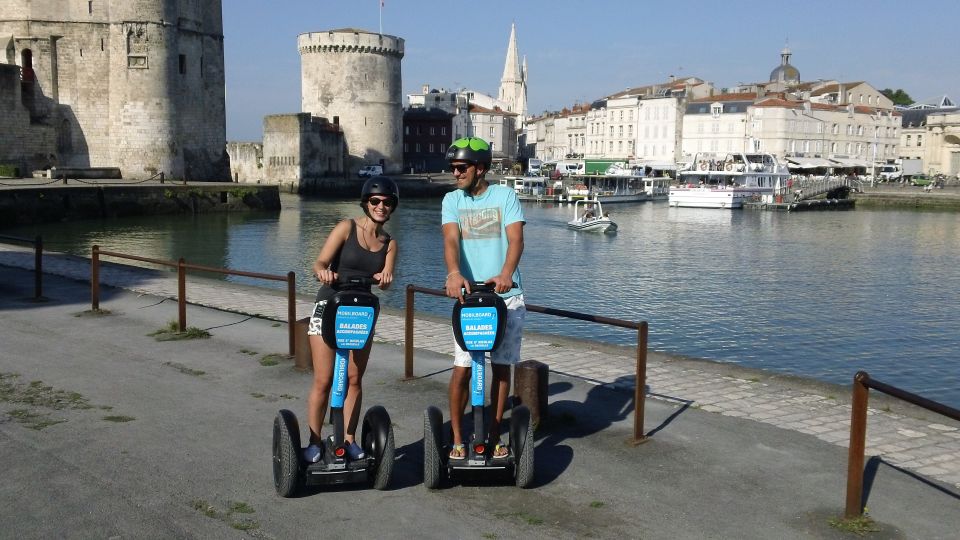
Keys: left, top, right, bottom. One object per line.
{"left": 468, "top": 104, "right": 518, "bottom": 115}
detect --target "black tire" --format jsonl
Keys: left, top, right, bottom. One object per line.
{"left": 272, "top": 409, "right": 302, "bottom": 497}
{"left": 361, "top": 405, "right": 395, "bottom": 490}
{"left": 511, "top": 405, "right": 534, "bottom": 488}
{"left": 423, "top": 406, "right": 444, "bottom": 489}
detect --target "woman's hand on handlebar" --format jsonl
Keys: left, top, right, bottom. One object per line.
{"left": 316, "top": 268, "right": 338, "bottom": 286}
{"left": 373, "top": 271, "right": 392, "bottom": 290}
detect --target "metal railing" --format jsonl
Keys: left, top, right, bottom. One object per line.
{"left": 845, "top": 370, "right": 960, "bottom": 518}
{"left": 90, "top": 245, "right": 297, "bottom": 355}
{"left": 404, "top": 284, "right": 650, "bottom": 444}
{"left": 0, "top": 234, "right": 43, "bottom": 299}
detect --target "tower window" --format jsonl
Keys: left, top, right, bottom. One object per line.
{"left": 179, "top": 55, "right": 186, "bottom": 74}
{"left": 88, "top": 1, "right": 93, "bottom": 15}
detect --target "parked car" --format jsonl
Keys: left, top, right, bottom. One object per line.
{"left": 358, "top": 165, "right": 383, "bottom": 178}
{"left": 910, "top": 175, "right": 932, "bottom": 187}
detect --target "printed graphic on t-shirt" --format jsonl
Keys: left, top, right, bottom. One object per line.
{"left": 459, "top": 208, "right": 502, "bottom": 240}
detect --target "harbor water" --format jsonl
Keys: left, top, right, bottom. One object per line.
{"left": 5, "top": 193, "right": 959, "bottom": 408}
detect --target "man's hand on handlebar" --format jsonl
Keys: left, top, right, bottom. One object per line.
{"left": 485, "top": 273, "right": 514, "bottom": 295}
{"left": 445, "top": 272, "right": 468, "bottom": 303}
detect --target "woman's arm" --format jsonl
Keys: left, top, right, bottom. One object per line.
{"left": 375, "top": 238, "right": 398, "bottom": 289}
{"left": 312, "top": 220, "right": 351, "bottom": 285}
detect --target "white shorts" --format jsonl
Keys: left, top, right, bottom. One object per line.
{"left": 453, "top": 295, "right": 525, "bottom": 368}
{"left": 306, "top": 300, "right": 327, "bottom": 336}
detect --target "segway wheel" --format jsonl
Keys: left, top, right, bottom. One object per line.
{"left": 422, "top": 406, "right": 444, "bottom": 489}
{"left": 361, "top": 405, "right": 395, "bottom": 490}
{"left": 272, "top": 409, "right": 303, "bottom": 497}
{"left": 511, "top": 405, "right": 535, "bottom": 488}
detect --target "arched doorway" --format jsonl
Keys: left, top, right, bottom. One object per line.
{"left": 20, "top": 48, "right": 35, "bottom": 82}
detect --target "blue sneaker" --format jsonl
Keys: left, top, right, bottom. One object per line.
{"left": 346, "top": 441, "right": 366, "bottom": 460}
{"left": 303, "top": 443, "right": 323, "bottom": 463}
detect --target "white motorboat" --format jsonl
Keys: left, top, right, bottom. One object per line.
{"left": 669, "top": 153, "right": 790, "bottom": 209}
{"left": 567, "top": 199, "right": 617, "bottom": 233}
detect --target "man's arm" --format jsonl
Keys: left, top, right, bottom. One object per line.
{"left": 489, "top": 221, "right": 524, "bottom": 294}
{"left": 442, "top": 222, "right": 468, "bottom": 301}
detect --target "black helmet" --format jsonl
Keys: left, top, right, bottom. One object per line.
{"left": 360, "top": 175, "right": 399, "bottom": 208}
{"left": 446, "top": 137, "right": 492, "bottom": 168}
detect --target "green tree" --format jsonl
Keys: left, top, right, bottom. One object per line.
{"left": 880, "top": 88, "right": 914, "bottom": 106}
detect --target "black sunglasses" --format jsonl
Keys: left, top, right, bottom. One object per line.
{"left": 366, "top": 196, "right": 396, "bottom": 208}
{"left": 450, "top": 163, "right": 474, "bottom": 174}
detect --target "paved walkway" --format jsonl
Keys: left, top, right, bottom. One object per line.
{"left": 2, "top": 243, "right": 958, "bottom": 491}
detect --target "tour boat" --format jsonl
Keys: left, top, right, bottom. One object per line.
{"left": 669, "top": 153, "right": 790, "bottom": 209}
{"left": 567, "top": 199, "right": 617, "bottom": 233}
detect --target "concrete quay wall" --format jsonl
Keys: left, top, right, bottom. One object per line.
{"left": 0, "top": 183, "right": 279, "bottom": 227}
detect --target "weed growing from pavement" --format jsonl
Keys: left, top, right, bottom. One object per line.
{"left": 495, "top": 511, "right": 544, "bottom": 526}
{"left": 103, "top": 415, "right": 135, "bottom": 422}
{"left": 259, "top": 354, "right": 286, "bottom": 366}
{"left": 163, "top": 362, "right": 205, "bottom": 376}
{"left": 250, "top": 392, "right": 296, "bottom": 402}
{"left": 74, "top": 308, "right": 112, "bottom": 317}
{"left": 191, "top": 499, "right": 259, "bottom": 532}
{"left": 589, "top": 501, "right": 605, "bottom": 508}
{"left": 481, "top": 534, "right": 497, "bottom": 539}
{"left": 271, "top": 322, "right": 282, "bottom": 328}
{"left": 148, "top": 321, "right": 211, "bottom": 341}
{"left": 8, "top": 409, "right": 65, "bottom": 430}
{"left": 828, "top": 512, "right": 880, "bottom": 536}
{"left": 239, "top": 349, "right": 258, "bottom": 356}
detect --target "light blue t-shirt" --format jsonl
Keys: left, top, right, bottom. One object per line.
{"left": 441, "top": 184, "right": 524, "bottom": 297}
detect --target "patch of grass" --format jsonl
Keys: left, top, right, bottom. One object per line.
{"left": 495, "top": 511, "right": 544, "bottom": 526}
{"left": 103, "top": 415, "right": 136, "bottom": 423}
{"left": 482, "top": 534, "right": 497, "bottom": 539}
{"left": 74, "top": 308, "right": 112, "bottom": 317}
{"left": 589, "top": 501, "right": 605, "bottom": 508}
{"left": 149, "top": 321, "right": 211, "bottom": 341}
{"left": 250, "top": 392, "right": 265, "bottom": 399}
{"left": 8, "top": 409, "right": 65, "bottom": 430}
{"left": 239, "top": 349, "right": 258, "bottom": 356}
{"left": 748, "top": 377, "right": 760, "bottom": 383}
{"left": 259, "top": 354, "right": 285, "bottom": 366}
{"left": 191, "top": 499, "right": 259, "bottom": 532}
{"left": 230, "top": 519, "right": 259, "bottom": 531}
{"left": 548, "top": 342, "right": 563, "bottom": 347}
{"left": 163, "top": 362, "right": 205, "bottom": 377}
{"left": 280, "top": 394, "right": 296, "bottom": 400}
{"left": 191, "top": 499, "right": 221, "bottom": 519}
{"left": 0, "top": 373, "right": 94, "bottom": 410}
{"left": 828, "top": 513, "right": 880, "bottom": 536}
{"left": 271, "top": 322, "right": 282, "bottom": 328}
{"left": 229, "top": 501, "right": 255, "bottom": 514}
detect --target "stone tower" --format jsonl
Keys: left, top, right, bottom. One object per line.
{"left": 0, "top": 0, "right": 229, "bottom": 180}
{"left": 498, "top": 23, "right": 527, "bottom": 128}
{"left": 298, "top": 29, "right": 404, "bottom": 175}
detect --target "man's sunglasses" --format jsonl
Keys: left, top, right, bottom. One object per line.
{"left": 450, "top": 163, "right": 474, "bottom": 174}
{"left": 366, "top": 196, "right": 396, "bottom": 208}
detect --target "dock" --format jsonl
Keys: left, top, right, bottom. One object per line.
{"left": 744, "top": 198, "right": 856, "bottom": 211}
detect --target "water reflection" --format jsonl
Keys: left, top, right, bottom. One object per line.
{"left": 5, "top": 194, "right": 959, "bottom": 408}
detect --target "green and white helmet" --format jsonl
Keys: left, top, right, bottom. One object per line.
{"left": 445, "top": 137, "right": 492, "bottom": 168}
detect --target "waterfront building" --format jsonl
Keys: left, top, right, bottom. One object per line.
{"left": 0, "top": 0, "right": 229, "bottom": 180}
{"left": 898, "top": 96, "right": 960, "bottom": 177}
{"left": 402, "top": 106, "right": 454, "bottom": 174}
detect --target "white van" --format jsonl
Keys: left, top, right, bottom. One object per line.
{"left": 555, "top": 161, "right": 583, "bottom": 177}
{"left": 527, "top": 158, "right": 543, "bottom": 176}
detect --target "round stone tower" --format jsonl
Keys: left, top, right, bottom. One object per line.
{"left": 298, "top": 29, "right": 404, "bottom": 175}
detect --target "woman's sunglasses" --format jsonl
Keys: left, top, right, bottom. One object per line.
{"left": 450, "top": 163, "right": 474, "bottom": 174}
{"left": 366, "top": 196, "right": 396, "bottom": 208}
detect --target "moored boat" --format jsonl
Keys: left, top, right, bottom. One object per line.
{"left": 669, "top": 152, "right": 790, "bottom": 209}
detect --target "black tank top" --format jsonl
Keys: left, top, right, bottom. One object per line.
{"left": 315, "top": 219, "right": 390, "bottom": 301}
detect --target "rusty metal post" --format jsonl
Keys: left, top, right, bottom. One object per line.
{"left": 632, "top": 321, "right": 649, "bottom": 445}
{"left": 287, "top": 271, "right": 296, "bottom": 356}
{"left": 404, "top": 285, "right": 414, "bottom": 379}
{"left": 515, "top": 360, "right": 549, "bottom": 428}
{"left": 177, "top": 257, "right": 186, "bottom": 332}
{"left": 33, "top": 235, "right": 42, "bottom": 299}
{"left": 91, "top": 245, "right": 100, "bottom": 310}
{"left": 845, "top": 371, "right": 870, "bottom": 518}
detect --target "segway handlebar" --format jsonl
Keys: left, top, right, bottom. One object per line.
{"left": 459, "top": 281, "right": 518, "bottom": 294}
{"left": 332, "top": 275, "right": 380, "bottom": 291}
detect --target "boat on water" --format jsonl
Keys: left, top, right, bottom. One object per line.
{"left": 567, "top": 199, "right": 617, "bottom": 233}
{"left": 562, "top": 175, "right": 649, "bottom": 203}
{"left": 669, "top": 152, "right": 790, "bottom": 209}
{"left": 642, "top": 176, "right": 671, "bottom": 200}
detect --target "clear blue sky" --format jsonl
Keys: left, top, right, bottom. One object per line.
{"left": 223, "top": 0, "right": 960, "bottom": 141}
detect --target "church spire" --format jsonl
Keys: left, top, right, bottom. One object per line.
{"left": 498, "top": 23, "right": 527, "bottom": 127}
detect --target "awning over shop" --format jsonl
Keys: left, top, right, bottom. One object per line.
{"left": 828, "top": 157, "right": 870, "bottom": 168}
{"left": 785, "top": 157, "right": 833, "bottom": 169}
{"left": 642, "top": 161, "right": 677, "bottom": 170}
